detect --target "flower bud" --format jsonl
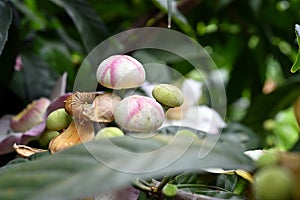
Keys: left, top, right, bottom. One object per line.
{"left": 152, "top": 84, "right": 184, "bottom": 108}
{"left": 113, "top": 95, "right": 165, "bottom": 132}
{"left": 46, "top": 108, "right": 72, "bottom": 131}
{"left": 10, "top": 97, "right": 50, "bottom": 132}
{"left": 95, "top": 127, "right": 124, "bottom": 140}
{"left": 96, "top": 55, "right": 146, "bottom": 89}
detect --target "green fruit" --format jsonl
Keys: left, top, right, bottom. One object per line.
{"left": 46, "top": 108, "right": 72, "bottom": 131}
{"left": 152, "top": 84, "right": 184, "bottom": 108}
{"left": 254, "top": 166, "right": 293, "bottom": 200}
{"left": 256, "top": 152, "right": 279, "bottom": 168}
{"left": 95, "top": 127, "right": 124, "bottom": 140}
{"left": 38, "top": 130, "right": 60, "bottom": 148}
{"left": 162, "top": 183, "right": 178, "bottom": 197}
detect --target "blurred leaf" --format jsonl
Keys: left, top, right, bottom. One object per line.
{"left": 133, "top": 50, "right": 171, "bottom": 83}
{"left": 50, "top": 0, "right": 109, "bottom": 53}
{"left": 9, "top": 53, "right": 58, "bottom": 100}
{"left": 157, "top": 125, "right": 207, "bottom": 139}
{"left": 220, "top": 122, "right": 260, "bottom": 151}
{"left": 0, "top": 0, "right": 12, "bottom": 55}
{"left": 216, "top": 173, "right": 238, "bottom": 192}
{"left": 291, "top": 24, "right": 300, "bottom": 73}
{"left": 272, "top": 107, "right": 299, "bottom": 150}
{"left": 292, "top": 139, "right": 300, "bottom": 152}
{"left": 0, "top": 134, "right": 254, "bottom": 200}
{"left": 13, "top": 0, "right": 46, "bottom": 30}
{"left": 242, "top": 75, "right": 300, "bottom": 132}
{"left": 50, "top": 72, "right": 67, "bottom": 100}
{"left": 39, "top": 41, "right": 75, "bottom": 88}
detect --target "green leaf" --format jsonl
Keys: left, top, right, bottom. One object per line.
{"left": 242, "top": 75, "right": 300, "bottom": 132}
{"left": 0, "top": 0, "right": 12, "bottom": 56}
{"left": 50, "top": 0, "right": 109, "bottom": 53}
{"left": 12, "top": 0, "right": 46, "bottom": 30}
{"left": 0, "top": 134, "right": 253, "bottom": 200}
{"left": 291, "top": 24, "right": 300, "bottom": 73}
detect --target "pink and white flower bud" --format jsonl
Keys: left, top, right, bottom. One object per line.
{"left": 113, "top": 95, "right": 165, "bottom": 132}
{"left": 96, "top": 55, "right": 146, "bottom": 89}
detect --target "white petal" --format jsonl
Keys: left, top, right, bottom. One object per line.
{"left": 184, "top": 106, "right": 226, "bottom": 134}
{"left": 244, "top": 150, "right": 265, "bottom": 161}
{"left": 181, "top": 79, "right": 202, "bottom": 107}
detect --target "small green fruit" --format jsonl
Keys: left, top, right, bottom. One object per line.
{"left": 38, "top": 130, "right": 60, "bottom": 148}
{"left": 256, "top": 151, "right": 279, "bottom": 168}
{"left": 162, "top": 183, "right": 178, "bottom": 197}
{"left": 152, "top": 84, "right": 184, "bottom": 108}
{"left": 46, "top": 108, "right": 72, "bottom": 131}
{"left": 95, "top": 127, "right": 124, "bottom": 140}
{"left": 254, "top": 166, "right": 293, "bottom": 200}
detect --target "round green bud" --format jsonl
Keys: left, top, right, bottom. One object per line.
{"left": 46, "top": 108, "right": 72, "bottom": 131}
{"left": 38, "top": 130, "right": 60, "bottom": 148}
{"left": 254, "top": 166, "right": 293, "bottom": 200}
{"left": 162, "top": 183, "right": 178, "bottom": 197}
{"left": 95, "top": 127, "right": 124, "bottom": 140}
{"left": 152, "top": 84, "right": 184, "bottom": 108}
{"left": 256, "top": 152, "right": 279, "bottom": 168}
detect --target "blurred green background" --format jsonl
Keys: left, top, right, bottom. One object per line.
{"left": 1, "top": 0, "right": 300, "bottom": 151}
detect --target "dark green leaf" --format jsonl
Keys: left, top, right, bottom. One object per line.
{"left": 0, "top": 158, "right": 29, "bottom": 173}
{"left": 9, "top": 53, "right": 58, "bottom": 100}
{"left": 28, "top": 151, "right": 51, "bottom": 161}
{"left": 0, "top": 0, "right": 12, "bottom": 55}
{"left": 220, "top": 123, "right": 261, "bottom": 151}
{"left": 242, "top": 75, "right": 300, "bottom": 132}
{"left": 291, "top": 139, "right": 300, "bottom": 152}
{"left": 50, "top": 0, "right": 109, "bottom": 53}
{"left": 216, "top": 174, "right": 238, "bottom": 192}
{"left": 0, "top": 134, "right": 253, "bottom": 200}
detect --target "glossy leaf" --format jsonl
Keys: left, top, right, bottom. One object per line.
{"left": 0, "top": 134, "right": 254, "bottom": 200}
{"left": 15, "top": 53, "right": 58, "bottom": 100}
{"left": 50, "top": 0, "right": 109, "bottom": 53}
{"left": 0, "top": 0, "right": 12, "bottom": 55}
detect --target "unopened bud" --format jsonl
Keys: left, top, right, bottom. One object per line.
{"left": 113, "top": 95, "right": 165, "bottom": 132}
{"left": 96, "top": 55, "right": 146, "bottom": 89}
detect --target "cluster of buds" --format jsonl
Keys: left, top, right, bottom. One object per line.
{"left": 10, "top": 54, "right": 184, "bottom": 155}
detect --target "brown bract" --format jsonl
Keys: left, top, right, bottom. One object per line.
{"left": 49, "top": 119, "right": 94, "bottom": 153}
{"left": 64, "top": 92, "right": 100, "bottom": 121}
{"left": 64, "top": 92, "right": 120, "bottom": 123}
{"left": 84, "top": 93, "right": 121, "bottom": 123}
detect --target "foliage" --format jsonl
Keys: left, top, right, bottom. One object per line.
{"left": 1, "top": 0, "right": 300, "bottom": 199}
